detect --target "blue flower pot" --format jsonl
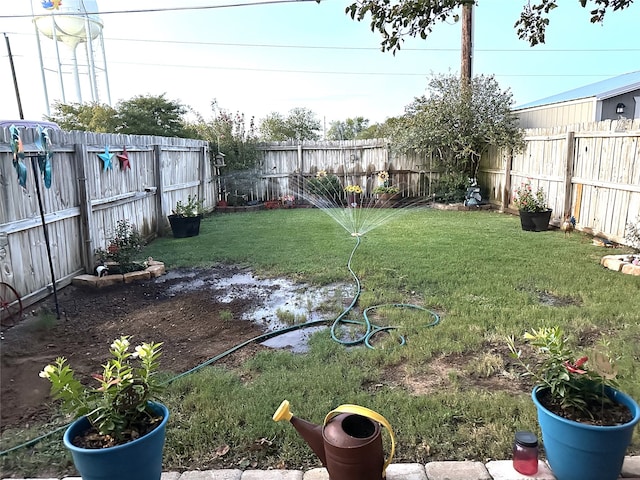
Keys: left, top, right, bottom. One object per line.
{"left": 63, "top": 402, "right": 169, "bottom": 480}
{"left": 532, "top": 387, "right": 639, "bottom": 480}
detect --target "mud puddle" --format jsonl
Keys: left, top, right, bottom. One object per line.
{"left": 159, "top": 268, "right": 354, "bottom": 352}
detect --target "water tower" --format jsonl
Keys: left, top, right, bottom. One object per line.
{"left": 32, "top": 0, "right": 111, "bottom": 112}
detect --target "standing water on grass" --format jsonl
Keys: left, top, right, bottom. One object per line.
{"left": 161, "top": 268, "right": 354, "bottom": 352}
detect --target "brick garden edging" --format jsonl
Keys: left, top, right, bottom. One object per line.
{"left": 601, "top": 255, "right": 640, "bottom": 276}
{"left": 71, "top": 260, "right": 166, "bottom": 288}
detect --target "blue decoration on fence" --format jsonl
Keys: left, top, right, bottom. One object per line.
{"left": 97, "top": 146, "right": 114, "bottom": 171}
{"left": 9, "top": 125, "right": 27, "bottom": 188}
{"left": 35, "top": 125, "right": 54, "bottom": 189}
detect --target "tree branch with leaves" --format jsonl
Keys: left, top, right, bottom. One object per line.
{"left": 346, "top": 0, "right": 634, "bottom": 53}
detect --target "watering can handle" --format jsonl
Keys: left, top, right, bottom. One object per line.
{"left": 324, "top": 404, "right": 396, "bottom": 477}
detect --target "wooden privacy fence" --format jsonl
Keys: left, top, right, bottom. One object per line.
{"left": 0, "top": 128, "right": 212, "bottom": 310}
{"left": 478, "top": 119, "right": 640, "bottom": 244}
{"left": 242, "top": 138, "right": 441, "bottom": 202}
{"left": 250, "top": 122, "right": 639, "bottom": 245}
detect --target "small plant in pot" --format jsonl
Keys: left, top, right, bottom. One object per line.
{"left": 507, "top": 327, "right": 639, "bottom": 480}
{"left": 372, "top": 170, "right": 399, "bottom": 196}
{"left": 168, "top": 195, "right": 204, "bottom": 238}
{"left": 513, "top": 179, "right": 552, "bottom": 231}
{"left": 39, "top": 336, "right": 168, "bottom": 480}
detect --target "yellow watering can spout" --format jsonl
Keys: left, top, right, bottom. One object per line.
{"left": 273, "top": 399, "right": 327, "bottom": 466}
{"left": 273, "top": 400, "right": 293, "bottom": 422}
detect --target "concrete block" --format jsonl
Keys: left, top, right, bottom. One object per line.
{"left": 161, "top": 473, "right": 182, "bottom": 480}
{"left": 241, "top": 470, "right": 303, "bottom": 480}
{"left": 123, "top": 269, "right": 151, "bottom": 283}
{"left": 96, "top": 274, "right": 124, "bottom": 287}
{"left": 622, "top": 456, "right": 640, "bottom": 477}
{"left": 621, "top": 263, "right": 640, "bottom": 276}
{"left": 71, "top": 274, "right": 98, "bottom": 287}
{"left": 148, "top": 264, "right": 166, "bottom": 277}
{"left": 387, "top": 463, "right": 427, "bottom": 480}
{"left": 425, "top": 461, "right": 491, "bottom": 480}
{"left": 179, "top": 470, "right": 242, "bottom": 480}
{"left": 302, "top": 468, "right": 328, "bottom": 480}
{"left": 485, "top": 460, "right": 555, "bottom": 480}
{"left": 601, "top": 256, "right": 625, "bottom": 271}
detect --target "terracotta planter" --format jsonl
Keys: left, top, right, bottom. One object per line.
{"left": 519, "top": 209, "right": 552, "bottom": 231}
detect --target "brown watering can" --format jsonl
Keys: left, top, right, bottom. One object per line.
{"left": 273, "top": 400, "right": 396, "bottom": 480}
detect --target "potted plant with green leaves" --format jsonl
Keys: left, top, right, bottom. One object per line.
{"left": 39, "top": 336, "right": 168, "bottom": 480}
{"left": 306, "top": 170, "right": 342, "bottom": 206}
{"left": 507, "top": 327, "right": 639, "bottom": 480}
{"left": 372, "top": 170, "right": 398, "bottom": 195}
{"left": 344, "top": 183, "right": 363, "bottom": 208}
{"left": 512, "top": 179, "right": 552, "bottom": 231}
{"left": 95, "top": 219, "right": 145, "bottom": 274}
{"left": 168, "top": 194, "right": 204, "bottom": 238}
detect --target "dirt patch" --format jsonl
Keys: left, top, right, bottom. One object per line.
{"left": 376, "top": 348, "right": 528, "bottom": 396}
{"left": 0, "top": 264, "right": 271, "bottom": 432}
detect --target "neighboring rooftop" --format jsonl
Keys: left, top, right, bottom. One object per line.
{"left": 514, "top": 70, "right": 640, "bottom": 110}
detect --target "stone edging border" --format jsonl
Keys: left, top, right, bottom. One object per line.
{"left": 71, "top": 260, "right": 166, "bottom": 288}
{"left": 601, "top": 255, "right": 640, "bottom": 276}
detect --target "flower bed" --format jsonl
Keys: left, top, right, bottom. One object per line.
{"left": 72, "top": 260, "right": 166, "bottom": 288}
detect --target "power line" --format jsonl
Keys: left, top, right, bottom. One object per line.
{"left": 0, "top": 0, "right": 319, "bottom": 19}
{"left": 4, "top": 30, "right": 639, "bottom": 53}
{"left": 102, "top": 59, "right": 626, "bottom": 78}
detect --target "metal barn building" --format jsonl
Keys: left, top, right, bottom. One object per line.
{"left": 514, "top": 71, "right": 640, "bottom": 129}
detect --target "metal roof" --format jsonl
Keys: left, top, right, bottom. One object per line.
{"left": 514, "top": 70, "right": 640, "bottom": 110}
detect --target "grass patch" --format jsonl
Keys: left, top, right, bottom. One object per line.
{"left": 2, "top": 207, "right": 639, "bottom": 475}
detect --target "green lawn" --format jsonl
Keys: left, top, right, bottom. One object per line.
{"left": 2, "top": 207, "right": 639, "bottom": 475}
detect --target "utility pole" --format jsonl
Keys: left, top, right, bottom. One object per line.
{"left": 4, "top": 33, "right": 24, "bottom": 119}
{"left": 461, "top": 1, "right": 473, "bottom": 89}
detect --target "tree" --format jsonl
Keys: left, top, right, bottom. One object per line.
{"left": 259, "top": 107, "right": 321, "bottom": 141}
{"left": 259, "top": 112, "right": 290, "bottom": 141}
{"left": 46, "top": 101, "right": 118, "bottom": 132}
{"left": 189, "top": 100, "right": 259, "bottom": 171}
{"left": 357, "top": 118, "right": 400, "bottom": 139}
{"left": 116, "top": 94, "right": 191, "bottom": 137}
{"left": 47, "top": 94, "right": 193, "bottom": 136}
{"left": 391, "top": 73, "right": 523, "bottom": 179}
{"left": 326, "top": 117, "right": 370, "bottom": 140}
{"left": 345, "top": 0, "right": 634, "bottom": 52}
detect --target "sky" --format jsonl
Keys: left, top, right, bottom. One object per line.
{"left": 0, "top": 0, "right": 639, "bottom": 129}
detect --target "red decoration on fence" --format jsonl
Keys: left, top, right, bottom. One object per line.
{"left": 117, "top": 147, "right": 130, "bottom": 170}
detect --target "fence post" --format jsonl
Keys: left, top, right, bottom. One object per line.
{"left": 501, "top": 149, "right": 513, "bottom": 212}
{"left": 562, "top": 131, "right": 575, "bottom": 218}
{"left": 199, "top": 145, "right": 207, "bottom": 206}
{"left": 75, "top": 142, "right": 94, "bottom": 272}
{"left": 153, "top": 144, "right": 165, "bottom": 236}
